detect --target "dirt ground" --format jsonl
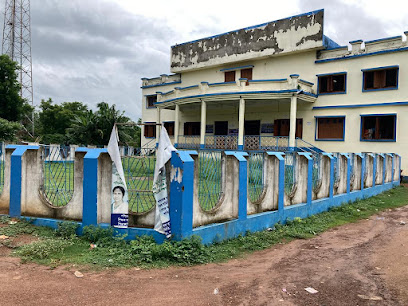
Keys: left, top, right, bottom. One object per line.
{"left": 0, "top": 205, "right": 407, "bottom": 305}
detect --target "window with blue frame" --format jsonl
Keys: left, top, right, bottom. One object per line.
{"left": 318, "top": 73, "right": 346, "bottom": 94}
{"left": 363, "top": 67, "right": 398, "bottom": 91}
{"left": 361, "top": 115, "right": 396, "bottom": 141}
{"left": 316, "top": 117, "right": 345, "bottom": 140}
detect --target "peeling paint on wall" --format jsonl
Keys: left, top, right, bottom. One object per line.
{"left": 171, "top": 166, "right": 183, "bottom": 183}
{"left": 171, "top": 10, "right": 324, "bottom": 72}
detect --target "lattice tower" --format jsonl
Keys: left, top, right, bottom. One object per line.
{"left": 2, "top": 0, "right": 33, "bottom": 105}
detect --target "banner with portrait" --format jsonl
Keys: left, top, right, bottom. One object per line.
{"left": 107, "top": 125, "right": 129, "bottom": 228}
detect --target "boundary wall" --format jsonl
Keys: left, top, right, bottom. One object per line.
{"left": 0, "top": 145, "right": 401, "bottom": 244}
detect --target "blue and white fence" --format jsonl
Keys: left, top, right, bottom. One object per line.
{"left": 0, "top": 145, "right": 401, "bottom": 244}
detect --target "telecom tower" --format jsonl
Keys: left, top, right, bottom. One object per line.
{"left": 2, "top": 0, "right": 33, "bottom": 106}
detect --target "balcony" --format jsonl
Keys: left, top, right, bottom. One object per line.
{"left": 155, "top": 77, "right": 316, "bottom": 109}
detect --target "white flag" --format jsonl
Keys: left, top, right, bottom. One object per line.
{"left": 153, "top": 126, "right": 177, "bottom": 237}
{"left": 107, "top": 124, "right": 129, "bottom": 228}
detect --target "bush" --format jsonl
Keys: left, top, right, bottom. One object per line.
{"left": 55, "top": 221, "right": 79, "bottom": 239}
{"left": 15, "top": 238, "right": 73, "bottom": 260}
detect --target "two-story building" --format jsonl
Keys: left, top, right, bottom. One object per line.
{"left": 141, "top": 9, "right": 408, "bottom": 175}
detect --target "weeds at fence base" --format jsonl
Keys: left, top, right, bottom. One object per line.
{"left": 1, "top": 186, "right": 407, "bottom": 269}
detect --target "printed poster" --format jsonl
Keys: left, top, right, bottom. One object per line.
{"left": 107, "top": 125, "right": 129, "bottom": 228}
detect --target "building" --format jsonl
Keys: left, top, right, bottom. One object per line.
{"left": 141, "top": 9, "right": 408, "bottom": 175}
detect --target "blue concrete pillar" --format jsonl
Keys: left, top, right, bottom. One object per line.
{"left": 8, "top": 145, "right": 39, "bottom": 217}
{"left": 81, "top": 148, "right": 107, "bottom": 227}
{"left": 169, "top": 150, "right": 197, "bottom": 240}
{"left": 225, "top": 151, "right": 249, "bottom": 221}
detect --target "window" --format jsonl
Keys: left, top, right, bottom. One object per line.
{"left": 241, "top": 68, "right": 253, "bottom": 84}
{"left": 164, "top": 122, "right": 174, "bottom": 136}
{"left": 361, "top": 115, "right": 396, "bottom": 141}
{"left": 318, "top": 73, "right": 346, "bottom": 94}
{"left": 146, "top": 95, "right": 157, "bottom": 108}
{"left": 274, "top": 119, "right": 303, "bottom": 138}
{"left": 144, "top": 123, "right": 156, "bottom": 138}
{"left": 316, "top": 117, "right": 345, "bottom": 140}
{"left": 224, "top": 71, "right": 235, "bottom": 82}
{"left": 363, "top": 67, "right": 398, "bottom": 91}
{"left": 184, "top": 122, "right": 200, "bottom": 136}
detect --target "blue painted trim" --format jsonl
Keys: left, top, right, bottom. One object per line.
{"left": 82, "top": 149, "right": 107, "bottom": 227}
{"left": 365, "top": 36, "right": 402, "bottom": 44}
{"left": 239, "top": 78, "right": 248, "bottom": 81}
{"left": 220, "top": 65, "right": 254, "bottom": 72}
{"left": 237, "top": 144, "right": 243, "bottom": 150}
{"left": 313, "top": 101, "right": 408, "bottom": 110}
{"left": 299, "top": 79, "right": 314, "bottom": 86}
{"left": 317, "top": 72, "right": 347, "bottom": 95}
{"left": 200, "top": 144, "right": 205, "bottom": 149}
{"left": 290, "top": 74, "right": 299, "bottom": 78}
{"left": 9, "top": 146, "right": 39, "bottom": 217}
{"left": 361, "top": 65, "right": 399, "bottom": 72}
{"left": 156, "top": 90, "right": 299, "bottom": 104}
{"left": 225, "top": 151, "right": 249, "bottom": 221}
{"left": 349, "top": 39, "right": 363, "bottom": 44}
{"left": 248, "top": 78, "right": 287, "bottom": 83}
{"left": 169, "top": 150, "right": 197, "bottom": 240}
{"left": 360, "top": 113, "right": 397, "bottom": 142}
{"left": 191, "top": 182, "right": 397, "bottom": 244}
{"left": 315, "top": 46, "right": 408, "bottom": 63}
{"left": 162, "top": 90, "right": 174, "bottom": 96}
{"left": 315, "top": 116, "right": 345, "bottom": 141}
{"left": 208, "top": 81, "right": 236, "bottom": 86}
{"left": 178, "top": 85, "right": 199, "bottom": 90}
{"left": 171, "top": 9, "right": 324, "bottom": 47}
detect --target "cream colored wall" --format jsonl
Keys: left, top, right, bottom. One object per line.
{"left": 142, "top": 47, "right": 407, "bottom": 174}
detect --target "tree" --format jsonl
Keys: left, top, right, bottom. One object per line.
{"left": 0, "top": 118, "right": 22, "bottom": 141}
{"left": 37, "top": 98, "right": 89, "bottom": 143}
{"left": 67, "top": 102, "right": 136, "bottom": 146}
{"left": 0, "top": 54, "right": 29, "bottom": 122}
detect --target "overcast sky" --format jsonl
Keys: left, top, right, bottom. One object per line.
{"left": 1, "top": 0, "right": 407, "bottom": 121}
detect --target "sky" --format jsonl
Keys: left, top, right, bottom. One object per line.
{"left": 1, "top": 0, "right": 407, "bottom": 121}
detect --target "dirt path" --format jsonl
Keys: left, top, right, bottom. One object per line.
{"left": 0, "top": 206, "right": 407, "bottom": 306}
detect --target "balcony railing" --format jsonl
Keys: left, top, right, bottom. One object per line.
{"left": 177, "top": 135, "right": 200, "bottom": 149}
{"left": 205, "top": 135, "right": 238, "bottom": 150}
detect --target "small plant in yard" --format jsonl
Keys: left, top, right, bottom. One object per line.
{"left": 1, "top": 186, "right": 407, "bottom": 269}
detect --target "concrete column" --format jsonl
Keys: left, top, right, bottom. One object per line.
{"left": 289, "top": 94, "right": 297, "bottom": 148}
{"left": 156, "top": 107, "right": 161, "bottom": 147}
{"left": 174, "top": 104, "right": 180, "bottom": 147}
{"left": 200, "top": 100, "right": 206, "bottom": 149}
{"left": 238, "top": 97, "right": 245, "bottom": 150}
{"left": 289, "top": 74, "right": 299, "bottom": 149}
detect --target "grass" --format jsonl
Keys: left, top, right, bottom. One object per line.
{"left": 0, "top": 185, "right": 406, "bottom": 270}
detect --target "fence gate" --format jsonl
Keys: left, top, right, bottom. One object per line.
{"left": 122, "top": 155, "right": 156, "bottom": 215}
{"left": 39, "top": 145, "right": 74, "bottom": 207}
{"left": 198, "top": 150, "right": 223, "bottom": 211}
{"left": 248, "top": 152, "right": 265, "bottom": 203}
